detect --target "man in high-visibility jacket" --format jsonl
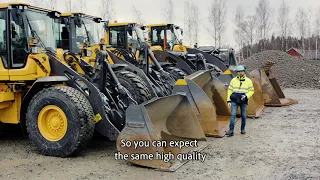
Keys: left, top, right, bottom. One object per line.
{"left": 226, "top": 65, "right": 254, "bottom": 137}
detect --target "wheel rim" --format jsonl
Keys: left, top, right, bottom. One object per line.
{"left": 38, "top": 105, "right": 68, "bottom": 142}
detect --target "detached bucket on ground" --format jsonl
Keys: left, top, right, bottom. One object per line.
{"left": 116, "top": 94, "right": 207, "bottom": 172}
{"left": 250, "top": 61, "right": 297, "bottom": 106}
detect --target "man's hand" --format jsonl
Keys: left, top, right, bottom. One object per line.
{"left": 227, "top": 101, "right": 231, "bottom": 108}
{"left": 241, "top": 95, "right": 247, "bottom": 101}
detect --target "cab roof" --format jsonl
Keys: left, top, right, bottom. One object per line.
{"left": 0, "top": 2, "right": 61, "bottom": 14}
{"left": 61, "top": 12, "right": 101, "bottom": 20}
{"left": 148, "top": 23, "right": 174, "bottom": 27}
{"left": 108, "top": 22, "right": 136, "bottom": 27}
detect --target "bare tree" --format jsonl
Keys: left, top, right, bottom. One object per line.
{"left": 296, "top": 7, "right": 307, "bottom": 53}
{"left": 243, "top": 15, "right": 256, "bottom": 56}
{"left": 233, "top": 5, "right": 245, "bottom": 60}
{"left": 278, "top": 0, "right": 290, "bottom": 51}
{"left": 64, "top": 0, "right": 76, "bottom": 12}
{"left": 184, "top": 0, "right": 193, "bottom": 46}
{"left": 101, "top": 0, "right": 116, "bottom": 21}
{"left": 314, "top": 7, "right": 320, "bottom": 59}
{"left": 315, "top": 8, "right": 320, "bottom": 36}
{"left": 255, "top": 0, "right": 272, "bottom": 51}
{"left": 26, "top": 0, "right": 57, "bottom": 9}
{"left": 208, "top": 0, "right": 227, "bottom": 48}
{"left": 75, "top": 0, "right": 86, "bottom": 13}
{"left": 26, "top": 0, "right": 45, "bottom": 8}
{"left": 306, "top": 7, "right": 313, "bottom": 58}
{"left": 132, "top": 5, "right": 144, "bottom": 25}
{"left": 162, "top": 0, "right": 174, "bottom": 23}
{"left": 48, "top": 0, "right": 57, "bottom": 10}
{"left": 190, "top": 3, "right": 199, "bottom": 46}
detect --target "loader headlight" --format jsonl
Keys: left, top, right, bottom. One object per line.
{"left": 31, "top": 46, "right": 40, "bottom": 54}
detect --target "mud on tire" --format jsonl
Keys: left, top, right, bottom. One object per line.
{"left": 115, "top": 70, "right": 152, "bottom": 104}
{"left": 26, "top": 86, "right": 95, "bottom": 157}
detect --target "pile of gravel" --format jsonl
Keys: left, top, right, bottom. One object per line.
{"left": 241, "top": 50, "right": 320, "bottom": 89}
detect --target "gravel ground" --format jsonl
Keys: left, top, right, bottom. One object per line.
{"left": 1, "top": 88, "right": 320, "bottom": 180}
{"left": 241, "top": 50, "right": 320, "bottom": 89}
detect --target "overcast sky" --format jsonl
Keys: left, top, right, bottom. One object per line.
{"left": 5, "top": 0, "right": 320, "bottom": 48}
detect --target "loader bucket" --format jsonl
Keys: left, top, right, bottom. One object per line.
{"left": 173, "top": 70, "right": 264, "bottom": 134}
{"left": 116, "top": 94, "right": 208, "bottom": 171}
{"left": 250, "top": 61, "right": 297, "bottom": 106}
{"left": 172, "top": 70, "right": 231, "bottom": 137}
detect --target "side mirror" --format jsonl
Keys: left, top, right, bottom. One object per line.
{"left": 10, "top": 21, "right": 17, "bottom": 39}
{"left": 74, "top": 16, "right": 82, "bottom": 28}
{"left": 103, "top": 21, "right": 109, "bottom": 31}
{"left": 64, "top": 18, "right": 71, "bottom": 31}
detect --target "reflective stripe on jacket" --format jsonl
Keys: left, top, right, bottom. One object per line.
{"left": 227, "top": 75, "right": 254, "bottom": 102}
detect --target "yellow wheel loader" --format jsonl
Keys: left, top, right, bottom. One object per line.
{"left": 104, "top": 22, "right": 187, "bottom": 93}
{"left": 53, "top": 12, "right": 152, "bottom": 105}
{"left": 0, "top": 3, "right": 208, "bottom": 171}
{"left": 0, "top": 3, "right": 112, "bottom": 157}
{"left": 148, "top": 24, "right": 228, "bottom": 75}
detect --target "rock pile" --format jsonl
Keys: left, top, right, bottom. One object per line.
{"left": 241, "top": 50, "right": 320, "bottom": 89}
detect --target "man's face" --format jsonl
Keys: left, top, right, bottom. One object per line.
{"left": 237, "top": 70, "right": 245, "bottom": 76}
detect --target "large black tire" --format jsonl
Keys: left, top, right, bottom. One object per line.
{"left": 115, "top": 70, "right": 152, "bottom": 104}
{"left": 0, "top": 122, "right": 4, "bottom": 136}
{"left": 163, "top": 66, "right": 187, "bottom": 81}
{"left": 26, "top": 86, "right": 95, "bottom": 157}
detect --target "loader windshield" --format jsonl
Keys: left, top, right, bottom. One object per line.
{"left": 75, "top": 17, "right": 99, "bottom": 47}
{"left": 150, "top": 26, "right": 175, "bottom": 50}
{"left": 172, "top": 27, "right": 183, "bottom": 46}
{"left": 25, "top": 9, "right": 57, "bottom": 51}
{"left": 127, "top": 26, "right": 145, "bottom": 50}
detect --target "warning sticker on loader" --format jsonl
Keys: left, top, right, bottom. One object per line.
{"left": 114, "top": 139, "right": 207, "bottom": 163}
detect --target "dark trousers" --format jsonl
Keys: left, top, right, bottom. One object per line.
{"left": 229, "top": 102, "right": 247, "bottom": 133}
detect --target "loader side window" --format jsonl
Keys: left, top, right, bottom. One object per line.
{"left": 10, "top": 9, "right": 28, "bottom": 68}
{"left": 109, "top": 26, "right": 126, "bottom": 49}
{"left": 0, "top": 10, "right": 7, "bottom": 68}
{"left": 150, "top": 27, "right": 165, "bottom": 47}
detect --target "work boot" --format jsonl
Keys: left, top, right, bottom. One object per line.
{"left": 226, "top": 132, "right": 234, "bottom": 137}
{"left": 241, "top": 131, "right": 246, "bottom": 134}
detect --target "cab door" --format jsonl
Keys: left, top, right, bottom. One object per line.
{"left": 0, "top": 8, "right": 9, "bottom": 80}
{"left": 8, "top": 7, "right": 37, "bottom": 81}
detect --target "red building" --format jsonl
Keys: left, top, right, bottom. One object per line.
{"left": 287, "top": 48, "right": 303, "bottom": 57}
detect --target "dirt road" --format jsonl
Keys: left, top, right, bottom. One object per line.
{"left": 1, "top": 88, "right": 320, "bottom": 180}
